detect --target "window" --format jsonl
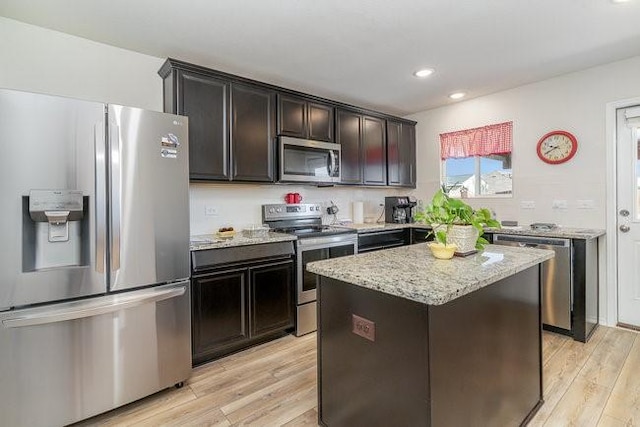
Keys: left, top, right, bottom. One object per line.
{"left": 440, "top": 122, "right": 513, "bottom": 198}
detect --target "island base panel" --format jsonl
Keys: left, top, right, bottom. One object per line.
{"left": 429, "top": 265, "right": 542, "bottom": 426}
{"left": 318, "top": 278, "right": 430, "bottom": 427}
{"left": 317, "top": 266, "right": 542, "bottom": 427}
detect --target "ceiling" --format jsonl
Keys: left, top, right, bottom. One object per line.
{"left": 2, "top": 0, "right": 640, "bottom": 116}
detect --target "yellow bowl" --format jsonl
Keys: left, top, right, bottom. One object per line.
{"left": 428, "top": 242, "right": 457, "bottom": 260}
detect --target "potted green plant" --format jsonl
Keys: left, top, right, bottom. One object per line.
{"left": 414, "top": 188, "right": 500, "bottom": 257}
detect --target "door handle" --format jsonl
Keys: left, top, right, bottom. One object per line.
{"left": 329, "top": 150, "right": 336, "bottom": 176}
{"left": 620, "top": 224, "right": 631, "bottom": 233}
{"left": 2, "top": 286, "right": 186, "bottom": 328}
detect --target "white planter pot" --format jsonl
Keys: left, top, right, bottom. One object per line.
{"left": 448, "top": 225, "right": 479, "bottom": 253}
{"left": 432, "top": 224, "right": 478, "bottom": 253}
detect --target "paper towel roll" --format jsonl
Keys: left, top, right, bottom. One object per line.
{"left": 352, "top": 201, "right": 364, "bottom": 224}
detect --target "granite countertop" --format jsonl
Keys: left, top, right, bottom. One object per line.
{"left": 485, "top": 226, "right": 605, "bottom": 240}
{"left": 306, "top": 243, "right": 553, "bottom": 306}
{"left": 347, "top": 223, "right": 604, "bottom": 239}
{"left": 190, "top": 232, "right": 297, "bottom": 251}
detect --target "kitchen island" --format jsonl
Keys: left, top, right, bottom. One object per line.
{"left": 307, "top": 243, "right": 554, "bottom": 427}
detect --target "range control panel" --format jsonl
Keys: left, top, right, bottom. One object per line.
{"left": 262, "top": 203, "right": 323, "bottom": 220}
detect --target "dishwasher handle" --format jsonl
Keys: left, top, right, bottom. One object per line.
{"left": 493, "top": 234, "right": 571, "bottom": 247}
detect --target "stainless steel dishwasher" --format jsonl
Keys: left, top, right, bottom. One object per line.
{"left": 493, "top": 234, "right": 572, "bottom": 330}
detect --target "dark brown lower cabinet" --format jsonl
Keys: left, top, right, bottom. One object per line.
{"left": 250, "top": 260, "right": 295, "bottom": 336}
{"left": 191, "top": 259, "right": 294, "bottom": 365}
{"left": 410, "top": 227, "right": 434, "bottom": 245}
{"left": 192, "top": 269, "right": 248, "bottom": 363}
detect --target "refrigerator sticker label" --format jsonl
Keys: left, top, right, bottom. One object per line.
{"left": 161, "top": 148, "right": 177, "bottom": 159}
{"left": 161, "top": 133, "right": 180, "bottom": 148}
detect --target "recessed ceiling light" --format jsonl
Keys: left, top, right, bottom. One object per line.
{"left": 611, "top": 0, "right": 631, "bottom": 3}
{"left": 449, "top": 92, "right": 466, "bottom": 100}
{"left": 413, "top": 68, "right": 434, "bottom": 78}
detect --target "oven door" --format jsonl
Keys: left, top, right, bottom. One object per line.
{"left": 297, "top": 235, "right": 357, "bottom": 305}
{"left": 280, "top": 136, "right": 341, "bottom": 183}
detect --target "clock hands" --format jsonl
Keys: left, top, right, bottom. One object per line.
{"left": 544, "top": 145, "right": 559, "bottom": 156}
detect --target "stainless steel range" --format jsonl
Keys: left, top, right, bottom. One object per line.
{"left": 263, "top": 203, "right": 357, "bottom": 336}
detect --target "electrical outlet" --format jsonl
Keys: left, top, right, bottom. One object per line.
{"left": 204, "top": 205, "right": 218, "bottom": 216}
{"left": 577, "top": 200, "right": 595, "bottom": 209}
{"left": 552, "top": 200, "right": 568, "bottom": 209}
{"left": 520, "top": 201, "right": 535, "bottom": 209}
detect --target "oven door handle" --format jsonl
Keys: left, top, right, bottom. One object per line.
{"left": 297, "top": 236, "right": 358, "bottom": 249}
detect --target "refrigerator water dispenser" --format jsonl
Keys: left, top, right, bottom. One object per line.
{"left": 27, "top": 190, "right": 84, "bottom": 269}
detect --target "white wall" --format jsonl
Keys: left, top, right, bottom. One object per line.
{"left": 0, "top": 17, "right": 164, "bottom": 110}
{"left": 190, "top": 183, "right": 409, "bottom": 235}
{"left": 407, "top": 55, "right": 640, "bottom": 325}
{"left": 408, "top": 55, "right": 640, "bottom": 227}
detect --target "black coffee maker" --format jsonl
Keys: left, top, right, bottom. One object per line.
{"left": 384, "top": 196, "right": 417, "bottom": 224}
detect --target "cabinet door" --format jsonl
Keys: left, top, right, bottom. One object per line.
{"left": 278, "top": 94, "right": 307, "bottom": 138}
{"left": 191, "top": 269, "right": 248, "bottom": 363}
{"left": 387, "top": 121, "right": 402, "bottom": 186}
{"left": 401, "top": 123, "right": 416, "bottom": 187}
{"left": 387, "top": 121, "right": 417, "bottom": 188}
{"left": 362, "top": 116, "right": 387, "bottom": 185}
{"left": 231, "top": 83, "right": 276, "bottom": 182}
{"left": 337, "top": 109, "right": 363, "bottom": 184}
{"left": 411, "top": 228, "right": 433, "bottom": 244}
{"left": 308, "top": 102, "right": 334, "bottom": 142}
{"left": 249, "top": 259, "right": 294, "bottom": 337}
{"left": 178, "top": 71, "right": 229, "bottom": 180}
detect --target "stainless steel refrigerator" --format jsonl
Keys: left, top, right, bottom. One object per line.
{"left": 0, "top": 89, "right": 191, "bottom": 427}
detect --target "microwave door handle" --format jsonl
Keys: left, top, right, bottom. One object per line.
{"left": 329, "top": 150, "right": 336, "bottom": 176}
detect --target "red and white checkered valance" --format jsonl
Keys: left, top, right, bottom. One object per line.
{"left": 440, "top": 121, "right": 512, "bottom": 160}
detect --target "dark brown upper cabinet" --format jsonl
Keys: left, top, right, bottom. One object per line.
{"left": 160, "top": 63, "right": 276, "bottom": 183}
{"left": 336, "top": 109, "right": 363, "bottom": 184}
{"left": 176, "top": 70, "right": 230, "bottom": 180}
{"left": 337, "top": 109, "right": 387, "bottom": 186}
{"left": 230, "top": 83, "right": 276, "bottom": 182}
{"left": 362, "top": 116, "right": 387, "bottom": 186}
{"left": 277, "top": 94, "right": 334, "bottom": 142}
{"left": 159, "top": 58, "right": 416, "bottom": 187}
{"left": 387, "top": 120, "right": 417, "bottom": 188}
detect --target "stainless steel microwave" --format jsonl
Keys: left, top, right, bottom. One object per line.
{"left": 279, "top": 136, "right": 341, "bottom": 183}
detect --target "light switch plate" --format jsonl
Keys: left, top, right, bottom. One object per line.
{"left": 521, "top": 201, "right": 535, "bottom": 209}
{"left": 204, "top": 205, "right": 218, "bottom": 216}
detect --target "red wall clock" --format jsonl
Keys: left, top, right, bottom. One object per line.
{"left": 536, "top": 130, "right": 578, "bottom": 164}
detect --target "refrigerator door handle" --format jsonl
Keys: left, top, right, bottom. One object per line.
{"left": 95, "top": 123, "right": 107, "bottom": 274}
{"left": 109, "top": 122, "right": 121, "bottom": 272}
{"left": 2, "top": 285, "right": 187, "bottom": 328}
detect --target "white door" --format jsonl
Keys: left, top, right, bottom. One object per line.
{"left": 616, "top": 106, "right": 640, "bottom": 328}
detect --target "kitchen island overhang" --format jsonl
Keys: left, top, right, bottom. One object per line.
{"left": 307, "top": 243, "right": 554, "bottom": 427}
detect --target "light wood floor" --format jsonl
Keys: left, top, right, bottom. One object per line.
{"left": 75, "top": 326, "right": 640, "bottom": 426}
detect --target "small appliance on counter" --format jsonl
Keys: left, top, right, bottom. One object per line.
{"left": 384, "top": 196, "right": 417, "bottom": 223}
